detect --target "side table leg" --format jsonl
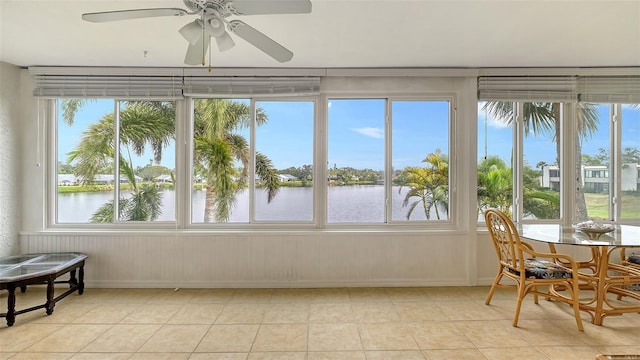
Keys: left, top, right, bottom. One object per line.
{"left": 6, "top": 284, "right": 16, "bottom": 326}
{"left": 78, "top": 264, "right": 85, "bottom": 295}
{"left": 69, "top": 269, "right": 78, "bottom": 289}
{"left": 46, "top": 276, "right": 55, "bottom": 315}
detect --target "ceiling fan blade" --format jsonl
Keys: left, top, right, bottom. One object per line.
{"left": 231, "top": 0, "right": 311, "bottom": 15}
{"left": 184, "top": 35, "right": 210, "bottom": 66}
{"left": 82, "top": 8, "right": 188, "bottom": 22}
{"left": 180, "top": 19, "right": 204, "bottom": 45}
{"left": 228, "top": 20, "right": 293, "bottom": 63}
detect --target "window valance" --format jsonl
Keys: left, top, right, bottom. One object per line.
{"left": 478, "top": 75, "right": 640, "bottom": 104}
{"left": 32, "top": 73, "right": 320, "bottom": 99}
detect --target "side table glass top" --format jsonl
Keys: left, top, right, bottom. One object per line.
{"left": 0, "top": 253, "right": 87, "bottom": 282}
{"left": 519, "top": 224, "right": 640, "bottom": 247}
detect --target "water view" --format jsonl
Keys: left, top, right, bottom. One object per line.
{"left": 57, "top": 186, "right": 441, "bottom": 223}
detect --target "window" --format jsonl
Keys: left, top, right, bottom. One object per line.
{"left": 190, "top": 98, "right": 315, "bottom": 224}
{"left": 617, "top": 104, "right": 639, "bottom": 220}
{"left": 55, "top": 99, "right": 176, "bottom": 224}
{"left": 478, "top": 100, "right": 640, "bottom": 224}
{"left": 327, "top": 98, "right": 452, "bottom": 224}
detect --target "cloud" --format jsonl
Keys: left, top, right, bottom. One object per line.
{"left": 352, "top": 127, "right": 384, "bottom": 139}
{"left": 478, "top": 102, "right": 511, "bottom": 129}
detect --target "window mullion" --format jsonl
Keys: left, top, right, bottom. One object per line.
{"left": 513, "top": 102, "right": 524, "bottom": 221}
{"left": 611, "top": 104, "right": 622, "bottom": 221}
{"left": 114, "top": 100, "right": 121, "bottom": 223}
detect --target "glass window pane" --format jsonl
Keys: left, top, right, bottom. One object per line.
{"left": 327, "top": 99, "right": 385, "bottom": 223}
{"left": 57, "top": 99, "right": 115, "bottom": 223}
{"left": 117, "top": 101, "right": 176, "bottom": 222}
{"left": 522, "top": 102, "right": 561, "bottom": 220}
{"left": 254, "top": 100, "right": 314, "bottom": 221}
{"left": 579, "top": 103, "right": 610, "bottom": 221}
{"left": 392, "top": 100, "right": 449, "bottom": 221}
{"left": 477, "top": 101, "right": 514, "bottom": 220}
{"left": 191, "top": 98, "right": 251, "bottom": 223}
{"left": 621, "top": 104, "right": 640, "bottom": 220}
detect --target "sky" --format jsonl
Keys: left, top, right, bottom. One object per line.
{"left": 57, "top": 99, "right": 639, "bottom": 173}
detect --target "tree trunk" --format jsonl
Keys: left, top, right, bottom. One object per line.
{"left": 204, "top": 185, "right": 216, "bottom": 222}
{"left": 575, "top": 140, "right": 589, "bottom": 221}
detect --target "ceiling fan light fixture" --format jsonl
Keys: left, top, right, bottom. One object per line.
{"left": 215, "top": 32, "right": 235, "bottom": 51}
{"left": 179, "top": 19, "right": 203, "bottom": 45}
{"left": 204, "top": 16, "right": 226, "bottom": 37}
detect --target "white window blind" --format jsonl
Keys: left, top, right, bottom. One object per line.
{"left": 33, "top": 75, "right": 184, "bottom": 99}
{"left": 578, "top": 76, "right": 640, "bottom": 104}
{"left": 182, "top": 76, "right": 320, "bottom": 97}
{"left": 478, "top": 76, "right": 578, "bottom": 102}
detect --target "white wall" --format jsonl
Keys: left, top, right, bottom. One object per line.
{"left": 0, "top": 62, "right": 22, "bottom": 257}
{"left": 18, "top": 69, "right": 502, "bottom": 288}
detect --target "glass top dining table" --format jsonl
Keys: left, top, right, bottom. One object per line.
{"left": 518, "top": 223, "right": 640, "bottom": 326}
{"left": 519, "top": 224, "right": 640, "bottom": 247}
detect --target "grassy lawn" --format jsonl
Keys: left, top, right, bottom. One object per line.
{"left": 585, "top": 193, "right": 640, "bottom": 219}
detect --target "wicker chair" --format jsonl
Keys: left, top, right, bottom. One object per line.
{"left": 484, "top": 208, "right": 584, "bottom": 331}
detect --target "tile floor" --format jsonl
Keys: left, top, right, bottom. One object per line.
{"left": 1, "top": 286, "right": 640, "bottom": 359}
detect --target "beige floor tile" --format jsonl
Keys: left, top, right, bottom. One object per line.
{"left": 262, "top": 303, "right": 309, "bottom": 323}
{"left": 195, "top": 324, "right": 259, "bottom": 352}
{"left": 72, "top": 304, "right": 139, "bottom": 324}
{"left": 351, "top": 303, "right": 401, "bottom": 322}
{"left": 129, "top": 353, "right": 191, "bottom": 360}
{"left": 7, "top": 353, "right": 73, "bottom": 360}
{"left": 479, "top": 347, "right": 549, "bottom": 360}
{"left": 422, "top": 348, "right": 489, "bottom": 360}
{"left": 512, "top": 319, "right": 589, "bottom": 346}
{"left": 308, "top": 323, "right": 362, "bottom": 351}
{"left": 394, "top": 302, "right": 450, "bottom": 321}
{"left": 347, "top": 288, "right": 392, "bottom": 303}
{"left": 137, "top": 324, "right": 209, "bottom": 352}
{"left": 147, "top": 289, "right": 228, "bottom": 304}
{"left": 358, "top": 323, "right": 419, "bottom": 350}
{"left": 385, "top": 288, "right": 432, "bottom": 302}
{"left": 536, "top": 345, "right": 603, "bottom": 360}
{"left": 365, "top": 350, "right": 427, "bottom": 359}
{"left": 308, "top": 288, "right": 351, "bottom": 303}
{"left": 309, "top": 303, "right": 355, "bottom": 323}
{"left": 215, "top": 304, "right": 265, "bottom": 324}
{"left": 554, "top": 319, "right": 640, "bottom": 346}
{"left": 417, "top": 287, "right": 478, "bottom": 302}
{"left": 0, "top": 323, "right": 64, "bottom": 352}
{"left": 68, "top": 354, "right": 132, "bottom": 360}
{"left": 167, "top": 303, "right": 225, "bottom": 324}
{"left": 247, "top": 352, "right": 306, "bottom": 360}
{"left": 270, "top": 288, "right": 320, "bottom": 303}
{"left": 231, "top": 289, "right": 273, "bottom": 303}
{"left": 251, "top": 324, "right": 308, "bottom": 352}
{"left": 80, "top": 324, "right": 160, "bottom": 352}
{"left": 189, "top": 354, "right": 247, "bottom": 360}
{"left": 307, "top": 351, "right": 367, "bottom": 360}
{"left": 24, "top": 324, "right": 111, "bottom": 352}
{"left": 0, "top": 354, "right": 16, "bottom": 360}
{"left": 119, "top": 304, "right": 179, "bottom": 324}
{"left": 437, "top": 301, "right": 503, "bottom": 321}
{"left": 452, "top": 320, "right": 530, "bottom": 348}
{"left": 408, "top": 321, "right": 476, "bottom": 350}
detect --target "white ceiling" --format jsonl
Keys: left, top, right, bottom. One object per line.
{"left": 1, "top": 0, "right": 639, "bottom": 69}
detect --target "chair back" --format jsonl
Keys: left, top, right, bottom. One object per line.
{"left": 485, "top": 208, "right": 523, "bottom": 273}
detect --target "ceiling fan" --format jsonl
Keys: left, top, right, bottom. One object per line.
{"left": 82, "top": 0, "right": 312, "bottom": 65}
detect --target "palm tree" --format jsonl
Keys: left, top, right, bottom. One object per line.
{"left": 62, "top": 100, "right": 175, "bottom": 222}
{"left": 477, "top": 156, "right": 513, "bottom": 216}
{"left": 482, "top": 101, "right": 599, "bottom": 221}
{"left": 193, "top": 99, "right": 280, "bottom": 222}
{"left": 400, "top": 149, "right": 449, "bottom": 220}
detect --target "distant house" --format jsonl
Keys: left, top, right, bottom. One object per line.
{"left": 154, "top": 174, "right": 172, "bottom": 183}
{"left": 277, "top": 174, "right": 298, "bottom": 182}
{"left": 541, "top": 164, "right": 640, "bottom": 192}
{"left": 58, "top": 174, "right": 77, "bottom": 186}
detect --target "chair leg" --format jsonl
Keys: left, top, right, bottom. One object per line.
{"left": 485, "top": 272, "right": 503, "bottom": 305}
{"left": 512, "top": 282, "right": 526, "bottom": 327}
{"left": 571, "top": 283, "right": 585, "bottom": 331}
